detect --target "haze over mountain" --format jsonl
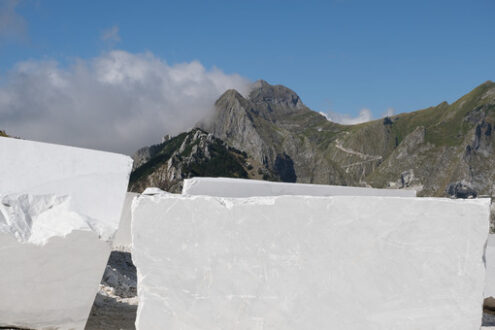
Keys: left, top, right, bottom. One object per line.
{"left": 0, "top": 51, "right": 250, "bottom": 154}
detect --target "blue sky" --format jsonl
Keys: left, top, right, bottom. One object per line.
{"left": 1, "top": 0, "right": 494, "bottom": 152}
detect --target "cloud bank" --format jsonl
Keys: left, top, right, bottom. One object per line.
{"left": 0, "top": 50, "right": 251, "bottom": 154}
{"left": 326, "top": 108, "right": 373, "bottom": 125}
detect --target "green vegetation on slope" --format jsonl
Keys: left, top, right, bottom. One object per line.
{"left": 183, "top": 140, "right": 248, "bottom": 178}
{"left": 384, "top": 81, "right": 494, "bottom": 147}
{"left": 129, "top": 129, "right": 257, "bottom": 192}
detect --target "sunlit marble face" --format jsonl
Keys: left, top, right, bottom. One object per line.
{"left": 132, "top": 193, "right": 489, "bottom": 330}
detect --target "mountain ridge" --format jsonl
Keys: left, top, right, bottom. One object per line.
{"left": 131, "top": 79, "right": 495, "bottom": 227}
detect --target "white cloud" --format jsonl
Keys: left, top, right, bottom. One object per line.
{"left": 323, "top": 106, "right": 396, "bottom": 125}
{"left": 327, "top": 108, "right": 373, "bottom": 125}
{"left": 100, "top": 25, "right": 120, "bottom": 45}
{"left": 0, "top": 50, "right": 251, "bottom": 154}
{"left": 0, "top": 0, "right": 27, "bottom": 43}
{"left": 319, "top": 112, "right": 330, "bottom": 120}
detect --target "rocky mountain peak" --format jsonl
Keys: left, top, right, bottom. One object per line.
{"left": 216, "top": 89, "right": 244, "bottom": 102}
{"left": 214, "top": 89, "right": 247, "bottom": 110}
{"left": 248, "top": 80, "right": 305, "bottom": 112}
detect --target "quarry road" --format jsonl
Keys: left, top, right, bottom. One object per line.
{"left": 335, "top": 139, "right": 383, "bottom": 161}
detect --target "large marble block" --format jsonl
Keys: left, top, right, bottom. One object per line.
{"left": 132, "top": 194, "right": 489, "bottom": 330}
{"left": 0, "top": 137, "right": 132, "bottom": 329}
{"left": 182, "top": 177, "right": 417, "bottom": 197}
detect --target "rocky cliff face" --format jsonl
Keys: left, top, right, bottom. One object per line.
{"left": 198, "top": 80, "right": 349, "bottom": 184}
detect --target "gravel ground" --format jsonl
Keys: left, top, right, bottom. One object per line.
{"left": 484, "top": 309, "right": 495, "bottom": 327}
{"left": 85, "top": 293, "right": 137, "bottom": 330}
{"left": 85, "top": 251, "right": 138, "bottom": 330}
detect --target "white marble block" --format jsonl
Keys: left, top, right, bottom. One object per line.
{"left": 132, "top": 194, "right": 489, "bottom": 330}
{"left": 182, "top": 177, "right": 417, "bottom": 197}
{"left": 0, "top": 137, "right": 132, "bottom": 329}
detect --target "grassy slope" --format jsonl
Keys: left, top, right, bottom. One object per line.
{"left": 357, "top": 81, "right": 495, "bottom": 195}
{"left": 385, "top": 81, "right": 494, "bottom": 147}
{"left": 272, "top": 81, "right": 495, "bottom": 190}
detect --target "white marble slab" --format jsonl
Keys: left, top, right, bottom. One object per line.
{"left": 132, "top": 194, "right": 489, "bottom": 330}
{"left": 182, "top": 177, "right": 417, "bottom": 197}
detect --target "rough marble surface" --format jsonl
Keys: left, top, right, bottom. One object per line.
{"left": 182, "top": 177, "right": 417, "bottom": 198}
{"left": 0, "top": 194, "right": 114, "bottom": 245}
{"left": 132, "top": 194, "right": 489, "bottom": 330}
{"left": 0, "top": 137, "right": 133, "bottom": 229}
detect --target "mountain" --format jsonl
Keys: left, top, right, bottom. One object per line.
{"left": 0, "top": 130, "right": 9, "bottom": 137}
{"left": 129, "top": 128, "right": 275, "bottom": 193}
{"left": 131, "top": 80, "right": 495, "bottom": 226}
